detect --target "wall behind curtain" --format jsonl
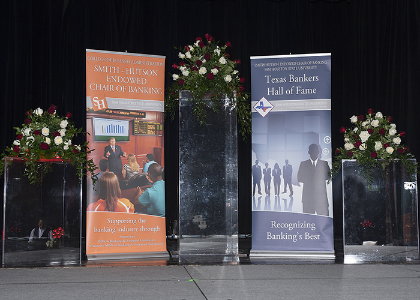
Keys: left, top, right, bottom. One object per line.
{"left": 1, "top": 0, "right": 419, "bottom": 249}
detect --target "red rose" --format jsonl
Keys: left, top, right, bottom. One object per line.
{"left": 368, "top": 129, "right": 374, "bottom": 134}
{"left": 184, "top": 46, "right": 189, "bottom": 51}
{"left": 199, "top": 41, "right": 205, "bottom": 48}
{"left": 335, "top": 148, "right": 341, "bottom": 154}
{"left": 387, "top": 116, "right": 393, "bottom": 122}
{"left": 172, "top": 63, "right": 178, "bottom": 69}
{"left": 34, "top": 130, "right": 41, "bottom": 136}
{"left": 397, "top": 148, "right": 404, "bottom": 154}
{"left": 204, "top": 54, "right": 211, "bottom": 60}
{"left": 179, "top": 61, "right": 185, "bottom": 66}
{"left": 236, "top": 59, "right": 241, "bottom": 64}
{"left": 196, "top": 37, "right": 202, "bottom": 41}
{"left": 191, "top": 66, "right": 198, "bottom": 71}
{"left": 378, "top": 128, "right": 385, "bottom": 135}
{"left": 73, "top": 148, "right": 79, "bottom": 154}
{"left": 225, "top": 41, "right": 232, "bottom": 47}
{"left": 66, "top": 112, "right": 72, "bottom": 118}
{"left": 399, "top": 131, "right": 406, "bottom": 137}
{"left": 347, "top": 151, "right": 353, "bottom": 157}
{"left": 340, "top": 127, "right": 346, "bottom": 133}
{"left": 240, "top": 77, "right": 245, "bottom": 83}
{"left": 13, "top": 145, "right": 20, "bottom": 153}
{"left": 226, "top": 53, "right": 230, "bottom": 59}
{"left": 40, "top": 142, "right": 50, "bottom": 150}
{"left": 214, "top": 66, "right": 219, "bottom": 70}
{"left": 16, "top": 134, "right": 23, "bottom": 140}
{"left": 354, "top": 141, "right": 362, "bottom": 148}
{"left": 196, "top": 60, "right": 202, "bottom": 66}
{"left": 25, "top": 111, "right": 31, "bottom": 116}
{"left": 239, "top": 85, "right": 244, "bottom": 91}
{"left": 367, "top": 108, "right": 373, "bottom": 115}
{"left": 178, "top": 79, "right": 185, "bottom": 85}
{"left": 24, "top": 118, "right": 31, "bottom": 125}
{"left": 383, "top": 143, "right": 390, "bottom": 148}
{"left": 53, "top": 132, "right": 61, "bottom": 137}
{"left": 205, "top": 33, "right": 210, "bottom": 39}
{"left": 207, "top": 35, "right": 213, "bottom": 42}
{"left": 207, "top": 73, "right": 214, "bottom": 80}
{"left": 358, "top": 115, "right": 364, "bottom": 121}
{"left": 406, "top": 146, "right": 410, "bottom": 152}
{"left": 47, "top": 104, "right": 57, "bottom": 114}
{"left": 371, "top": 151, "right": 377, "bottom": 158}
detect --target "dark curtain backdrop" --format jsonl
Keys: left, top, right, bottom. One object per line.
{"left": 1, "top": 0, "right": 419, "bottom": 251}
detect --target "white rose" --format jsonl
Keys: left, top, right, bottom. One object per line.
{"left": 371, "top": 120, "right": 379, "bottom": 127}
{"left": 211, "top": 68, "right": 219, "bottom": 75}
{"left": 233, "top": 70, "right": 239, "bottom": 74}
{"left": 393, "top": 137, "right": 401, "bottom": 145}
{"left": 376, "top": 112, "right": 383, "bottom": 119}
{"left": 362, "top": 121, "right": 369, "bottom": 127}
{"left": 189, "top": 45, "right": 194, "bottom": 52}
{"left": 194, "top": 40, "right": 200, "bottom": 47}
{"left": 389, "top": 128, "right": 397, "bottom": 136}
{"left": 63, "top": 144, "right": 69, "bottom": 150}
{"left": 42, "top": 127, "right": 49, "bottom": 136}
{"left": 350, "top": 115, "right": 358, "bottom": 123}
{"left": 179, "top": 66, "right": 186, "bottom": 71}
{"left": 359, "top": 143, "right": 367, "bottom": 150}
{"left": 54, "top": 136, "right": 63, "bottom": 145}
{"left": 202, "top": 59, "right": 206, "bottom": 64}
{"left": 359, "top": 131, "right": 370, "bottom": 142}
{"left": 13, "top": 140, "right": 20, "bottom": 146}
{"left": 178, "top": 52, "right": 185, "bottom": 59}
{"left": 34, "top": 108, "right": 43, "bottom": 115}
{"left": 219, "top": 57, "right": 227, "bottom": 64}
{"left": 76, "top": 145, "right": 81, "bottom": 150}
{"left": 344, "top": 143, "right": 354, "bottom": 150}
{"left": 353, "top": 127, "right": 358, "bottom": 133}
{"left": 23, "top": 128, "right": 31, "bottom": 136}
{"left": 375, "top": 141, "right": 382, "bottom": 151}
{"left": 386, "top": 147, "right": 394, "bottom": 154}
{"left": 45, "top": 137, "right": 51, "bottom": 145}
{"left": 199, "top": 67, "right": 207, "bottom": 75}
{"left": 60, "top": 120, "right": 68, "bottom": 129}
{"left": 344, "top": 138, "right": 349, "bottom": 142}
{"left": 172, "top": 74, "right": 179, "bottom": 80}
{"left": 214, "top": 48, "right": 221, "bottom": 55}
{"left": 390, "top": 123, "right": 396, "bottom": 129}
{"left": 224, "top": 75, "right": 232, "bottom": 82}
{"left": 182, "top": 70, "right": 189, "bottom": 77}
{"left": 59, "top": 129, "right": 66, "bottom": 136}
{"left": 26, "top": 136, "right": 34, "bottom": 145}
{"left": 185, "top": 51, "right": 192, "bottom": 59}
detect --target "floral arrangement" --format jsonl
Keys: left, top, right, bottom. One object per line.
{"left": 165, "top": 33, "right": 251, "bottom": 139}
{"left": 46, "top": 227, "right": 64, "bottom": 249}
{"left": 332, "top": 108, "right": 417, "bottom": 182}
{"left": 0, "top": 105, "right": 97, "bottom": 184}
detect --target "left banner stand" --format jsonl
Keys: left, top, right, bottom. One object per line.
{"left": 85, "top": 49, "right": 167, "bottom": 260}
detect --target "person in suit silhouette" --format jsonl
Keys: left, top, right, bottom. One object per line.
{"left": 252, "top": 160, "right": 262, "bottom": 196}
{"left": 297, "top": 144, "right": 330, "bottom": 216}
{"left": 104, "top": 137, "right": 126, "bottom": 175}
{"left": 282, "top": 159, "right": 293, "bottom": 196}
{"left": 263, "top": 162, "right": 272, "bottom": 195}
{"left": 272, "top": 163, "right": 282, "bottom": 196}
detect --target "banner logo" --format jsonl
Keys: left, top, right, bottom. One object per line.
{"left": 91, "top": 96, "right": 108, "bottom": 111}
{"left": 254, "top": 97, "right": 274, "bottom": 117}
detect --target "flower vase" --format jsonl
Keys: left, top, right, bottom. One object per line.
{"left": 342, "top": 159, "right": 419, "bottom": 263}
{"left": 178, "top": 90, "right": 238, "bottom": 256}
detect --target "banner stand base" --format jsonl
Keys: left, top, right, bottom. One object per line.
{"left": 87, "top": 251, "right": 169, "bottom": 261}
{"left": 250, "top": 250, "right": 335, "bottom": 259}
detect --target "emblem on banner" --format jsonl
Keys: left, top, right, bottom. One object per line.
{"left": 254, "top": 97, "right": 274, "bottom": 117}
{"left": 91, "top": 96, "right": 108, "bottom": 111}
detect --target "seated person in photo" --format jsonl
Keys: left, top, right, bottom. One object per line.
{"left": 135, "top": 163, "right": 165, "bottom": 217}
{"left": 142, "top": 153, "right": 156, "bottom": 173}
{"left": 87, "top": 172, "right": 134, "bottom": 213}
{"left": 28, "top": 219, "right": 52, "bottom": 250}
{"left": 122, "top": 154, "right": 140, "bottom": 180}
{"left": 94, "top": 159, "right": 110, "bottom": 193}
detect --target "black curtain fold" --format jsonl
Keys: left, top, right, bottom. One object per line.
{"left": 1, "top": 0, "right": 419, "bottom": 242}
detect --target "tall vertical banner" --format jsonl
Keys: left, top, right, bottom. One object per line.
{"left": 250, "top": 54, "right": 334, "bottom": 256}
{"left": 86, "top": 50, "right": 167, "bottom": 259}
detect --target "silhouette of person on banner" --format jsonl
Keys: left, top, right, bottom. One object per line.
{"left": 297, "top": 144, "right": 330, "bottom": 216}
{"left": 252, "top": 160, "right": 262, "bottom": 196}
{"left": 282, "top": 159, "right": 293, "bottom": 196}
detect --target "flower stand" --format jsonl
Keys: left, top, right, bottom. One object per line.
{"left": 2, "top": 157, "right": 82, "bottom": 267}
{"left": 177, "top": 91, "right": 238, "bottom": 257}
{"left": 342, "top": 159, "right": 419, "bottom": 263}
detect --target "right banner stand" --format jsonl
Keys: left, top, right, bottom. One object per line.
{"left": 250, "top": 54, "right": 334, "bottom": 258}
